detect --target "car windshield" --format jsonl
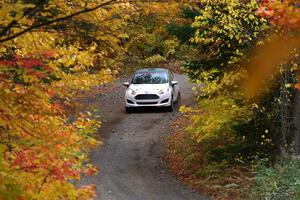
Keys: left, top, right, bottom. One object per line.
{"left": 131, "top": 71, "right": 168, "bottom": 84}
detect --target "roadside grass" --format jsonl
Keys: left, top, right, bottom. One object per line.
{"left": 251, "top": 156, "right": 300, "bottom": 200}
{"left": 164, "top": 115, "right": 253, "bottom": 200}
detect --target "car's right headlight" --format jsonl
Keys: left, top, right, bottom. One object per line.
{"left": 158, "top": 88, "right": 170, "bottom": 95}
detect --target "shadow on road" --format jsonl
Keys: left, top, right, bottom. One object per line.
{"left": 126, "top": 107, "right": 174, "bottom": 113}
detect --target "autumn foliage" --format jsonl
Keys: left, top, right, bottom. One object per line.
{"left": 0, "top": 0, "right": 135, "bottom": 199}
{"left": 165, "top": 0, "right": 300, "bottom": 199}
{"left": 257, "top": 0, "right": 300, "bottom": 29}
{"left": 0, "top": 53, "right": 102, "bottom": 199}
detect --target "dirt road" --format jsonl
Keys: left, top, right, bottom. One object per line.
{"left": 80, "top": 74, "right": 207, "bottom": 200}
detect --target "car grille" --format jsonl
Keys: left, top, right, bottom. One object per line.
{"left": 135, "top": 94, "right": 159, "bottom": 100}
{"left": 137, "top": 102, "right": 158, "bottom": 105}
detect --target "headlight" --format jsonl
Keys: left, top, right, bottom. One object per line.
{"left": 128, "top": 88, "right": 137, "bottom": 95}
{"left": 158, "top": 89, "right": 164, "bottom": 94}
{"left": 158, "top": 88, "right": 169, "bottom": 95}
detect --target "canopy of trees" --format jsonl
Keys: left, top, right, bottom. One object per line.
{"left": 0, "top": 0, "right": 135, "bottom": 199}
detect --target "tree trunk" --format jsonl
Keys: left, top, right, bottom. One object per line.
{"left": 293, "top": 90, "right": 300, "bottom": 155}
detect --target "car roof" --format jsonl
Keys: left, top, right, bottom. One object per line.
{"left": 135, "top": 68, "right": 168, "bottom": 73}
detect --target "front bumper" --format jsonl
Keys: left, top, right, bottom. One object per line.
{"left": 125, "top": 93, "right": 172, "bottom": 107}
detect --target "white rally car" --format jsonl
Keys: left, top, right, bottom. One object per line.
{"left": 123, "top": 68, "right": 180, "bottom": 112}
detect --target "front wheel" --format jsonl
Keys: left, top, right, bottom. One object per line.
{"left": 125, "top": 107, "right": 132, "bottom": 113}
{"left": 176, "top": 92, "right": 181, "bottom": 105}
{"left": 166, "top": 97, "right": 174, "bottom": 112}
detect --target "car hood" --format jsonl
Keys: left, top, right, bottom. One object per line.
{"left": 129, "top": 83, "right": 169, "bottom": 93}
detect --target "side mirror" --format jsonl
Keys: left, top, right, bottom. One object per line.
{"left": 171, "top": 81, "right": 178, "bottom": 86}
{"left": 123, "top": 82, "right": 130, "bottom": 87}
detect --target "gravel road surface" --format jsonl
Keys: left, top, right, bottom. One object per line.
{"left": 80, "top": 74, "right": 207, "bottom": 200}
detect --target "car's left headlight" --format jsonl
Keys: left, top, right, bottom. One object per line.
{"left": 127, "top": 88, "right": 137, "bottom": 96}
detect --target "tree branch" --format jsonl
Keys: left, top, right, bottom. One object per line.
{"left": 0, "top": 0, "right": 117, "bottom": 43}
{"left": 0, "top": 0, "right": 48, "bottom": 38}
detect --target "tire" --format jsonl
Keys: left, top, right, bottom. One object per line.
{"left": 125, "top": 107, "right": 132, "bottom": 113}
{"left": 176, "top": 92, "right": 181, "bottom": 105}
{"left": 167, "top": 97, "right": 174, "bottom": 112}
